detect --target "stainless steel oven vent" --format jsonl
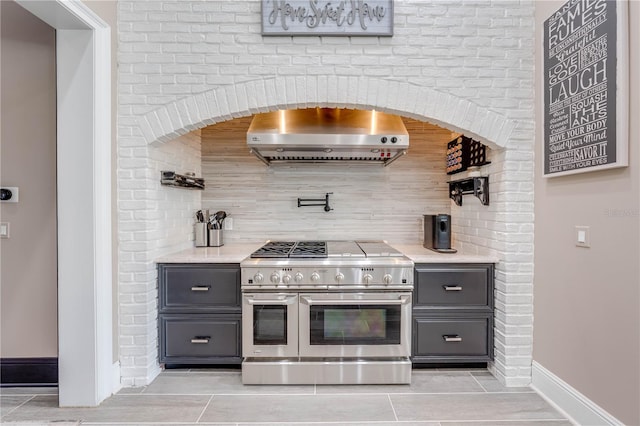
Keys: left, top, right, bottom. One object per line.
{"left": 247, "top": 108, "right": 409, "bottom": 167}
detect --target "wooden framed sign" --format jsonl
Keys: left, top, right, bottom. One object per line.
{"left": 261, "top": 0, "right": 393, "bottom": 36}
{"left": 543, "top": 0, "right": 628, "bottom": 177}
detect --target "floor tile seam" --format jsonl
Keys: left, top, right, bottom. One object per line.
{"left": 0, "top": 392, "right": 56, "bottom": 396}
{"left": 115, "top": 390, "right": 538, "bottom": 397}
{"left": 77, "top": 422, "right": 414, "bottom": 425}
{"left": 468, "top": 371, "right": 489, "bottom": 393}
{"left": 79, "top": 423, "right": 231, "bottom": 425}
{"left": 0, "top": 393, "right": 36, "bottom": 419}
{"left": 386, "top": 393, "right": 399, "bottom": 422}
{"left": 78, "top": 423, "right": 437, "bottom": 425}
{"left": 386, "top": 390, "right": 539, "bottom": 395}
{"left": 416, "top": 418, "right": 569, "bottom": 423}
{"left": 165, "top": 371, "right": 241, "bottom": 374}
{"left": 196, "top": 394, "right": 215, "bottom": 423}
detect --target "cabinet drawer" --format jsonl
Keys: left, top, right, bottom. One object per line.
{"left": 160, "top": 316, "right": 241, "bottom": 361}
{"left": 159, "top": 264, "right": 240, "bottom": 312}
{"left": 414, "top": 265, "right": 491, "bottom": 309}
{"left": 413, "top": 317, "right": 491, "bottom": 358}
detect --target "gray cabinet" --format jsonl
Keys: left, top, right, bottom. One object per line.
{"left": 158, "top": 264, "right": 241, "bottom": 365}
{"left": 412, "top": 263, "right": 494, "bottom": 364}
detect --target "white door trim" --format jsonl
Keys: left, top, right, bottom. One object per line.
{"left": 15, "top": 0, "right": 117, "bottom": 406}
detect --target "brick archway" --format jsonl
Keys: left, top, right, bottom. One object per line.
{"left": 124, "top": 75, "right": 534, "bottom": 389}
{"left": 137, "top": 76, "right": 519, "bottom": 150}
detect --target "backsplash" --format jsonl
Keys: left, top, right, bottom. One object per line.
{"left": 201, "top": 116, "right": 453, "bottom": 244}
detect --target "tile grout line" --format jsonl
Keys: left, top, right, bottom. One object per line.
{"left": 115, "top": 390, "right": 536, "bottom": 397}
{"left": 387, "top": 393, "right": 399, "bottom": 422}
{"left": 195, "top": 394, "right": 214, "bottom": 423}
{"left": 468, "top": 371, "right": 489, "bottom": 393}
{"left": 0, "top": 394, "right": 36, "bottom": 419}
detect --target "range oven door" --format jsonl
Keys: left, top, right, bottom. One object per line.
{"left": 298, "top": 292, "right": 412, "bottom": 358}
{"left": 242, "top": 293, "right": 298, "bottom": 358}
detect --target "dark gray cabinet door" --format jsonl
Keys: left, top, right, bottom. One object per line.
{"left": 159, "top": 315, "right": 241, "bottom": 363}
{"left": 412, "top": 315, "right": 493, "bottom": 362}
{"left": 158, "top": 264, "right": 240, "bottom": 313}
{"left": 414, "top": 264, "right": 493, "bottom": 311}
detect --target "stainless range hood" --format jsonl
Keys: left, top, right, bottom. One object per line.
{"left": 247, "top": 108, "right": 409, "bottom": 166}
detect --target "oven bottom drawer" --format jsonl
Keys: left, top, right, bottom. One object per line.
{"left": 412, "top": 316, "right": 493, "bottom": 362}
{"left": 159, "top": 315, "right": 241, "bottom": 364}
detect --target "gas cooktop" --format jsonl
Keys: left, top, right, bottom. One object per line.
{"left": 241, "top": 240, "right": 413, "bottom": 290}
{"left": 249, "top": 240, "right": 404, "bottom": 259}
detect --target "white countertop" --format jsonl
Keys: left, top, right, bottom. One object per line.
{"left": 154, "top": 243, "right": 264, "bottom": 263}
{"left": 155, "top": 242, "right": 499, "bottom": 264}
{"left": 387, "top": 243, "right": 499, "bottom": 264}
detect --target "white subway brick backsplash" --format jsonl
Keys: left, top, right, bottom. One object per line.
{"left": 118, "top": 0, "right": 535, "bottom": 387}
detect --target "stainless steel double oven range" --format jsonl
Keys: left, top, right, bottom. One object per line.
{"left": 240, "top": 241, "right": 414, "bottom": 385}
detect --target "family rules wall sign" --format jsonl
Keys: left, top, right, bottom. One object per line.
{"left": 261, "top": 0, "right": 393, "bottom": 36}
{"left": 543, "top": 0, "right": 628, "bottom": 177}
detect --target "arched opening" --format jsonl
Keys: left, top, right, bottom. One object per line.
{"left": 120, "top": 76, "right": 533, "bottom": 388}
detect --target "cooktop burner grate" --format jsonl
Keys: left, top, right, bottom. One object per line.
{"left": 250, "top": 241, "right": 327, "bottom": 258}
{"left": 289, "top": 241, "right": 327, "bottom": 258}
{"left": 249, "top": 241, "right": 295, "bottom": 258}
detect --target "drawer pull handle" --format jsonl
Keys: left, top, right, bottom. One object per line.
{"left": 443, "top": 335, "right": 462, "bottom": 343}
{"left": 191, "top": 336, "right": 211, "bottom": 344}
{"left": 191, "top": 286, "right": 210, "bottom": 292}
{"left": 443, "top": 285, "right": 462, "bottom": 291}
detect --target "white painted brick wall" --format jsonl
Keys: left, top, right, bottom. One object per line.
{"left": 118, "top": 130, "right": 201, "bottom": 386}
{"left": 118, "top": 0, "right": 535, "bottom": 386}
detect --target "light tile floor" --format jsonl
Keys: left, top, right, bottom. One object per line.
{"left": 1, "top": 368, "right": 572, "bottom": 426}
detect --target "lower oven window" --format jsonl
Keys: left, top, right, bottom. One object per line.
{"left": 309, "top": 305, "right": 401, "bottom": 345}
{"left": 254, "top": 305, "right": 287, "bottom": 345}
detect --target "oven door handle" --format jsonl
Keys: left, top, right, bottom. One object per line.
{"left": 245, "top": 295, "right": 297, "bottom": 305}
{"left": 300, "top": 295, "right": 411, "bottom": 306}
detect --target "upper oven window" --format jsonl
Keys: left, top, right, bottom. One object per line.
{"left": 253, "top": 305, "right": 288, "bottom": 345}
{"left": 309, "top": 304, "right": 401, "bottom": 345}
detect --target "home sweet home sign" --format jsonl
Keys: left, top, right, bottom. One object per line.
{"left": 261, "top": 0, "right": 393, "bottom": 36}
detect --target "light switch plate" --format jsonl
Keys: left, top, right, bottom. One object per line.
{"left": 575, "top": 225, "right": 590, "bottom": 248}
{"left": 224, "top": 217, "right": 233, "bottom": 230}
{"left": 0, "top": 222, "right": 9, "bottom": 239}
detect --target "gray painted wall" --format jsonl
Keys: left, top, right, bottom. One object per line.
{"left": 534, "top": 2, "right": 640, "bottom": 424}
{"left": 0, "top": 1, "right": 57, "bottom": 358}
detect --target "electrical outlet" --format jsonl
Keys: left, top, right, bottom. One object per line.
{"left": 224, "top": 217, "right": 233, "bottom": 230}
{"left": 575, "top": 226, "right": 590, "bottom": 248}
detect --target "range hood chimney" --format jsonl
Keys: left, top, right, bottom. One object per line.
{"left": 247, "top": 108, "right": 409, "bottom": 166}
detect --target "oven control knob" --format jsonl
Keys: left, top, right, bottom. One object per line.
{"left": 270, "top": 273, "right": 280, "bottom": 284}
{"left": 282, "top": 274, "right": 292, "bottom": 284}
{"left": 310, "top": 272, "right": 320, "bottom": 282}
{"left": 335, "top": 272, "right": 345, "bottom": 283}
{"left": 294, "top": 272, "right": 304, "bottom": 282}
{"left": 253, "top": 273, "right": 264, "bottom": 284}
{"left": 383, "top": 274, "right": 393, "bottom": 285}
{"left": 363, "top": 274, "right": 373, "bottom": 285}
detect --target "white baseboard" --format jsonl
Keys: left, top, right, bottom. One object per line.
{"left": 531, "top": 361, "right": 623, "bottom": 426}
